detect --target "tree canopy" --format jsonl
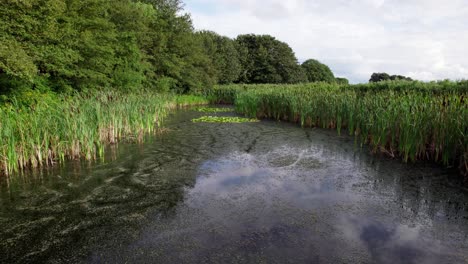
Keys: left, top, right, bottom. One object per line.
{"left": 335, "top": 77, "right": 349, "bottom": 85}
{"left": 301, "top": 59, "right": 335, "bottom": 83}
{"left": 0, "top": 0, "right": 343, "bottom": 95}
{"left": 0, "top": 0, "right": 215, "bottom": 94}
{"left": 369, "top": 73, "right": 413, "bottom": 83}
{"left": 196, "top": 31, "right": 241, "bottom": 85}
{"left": 235, "top": 34, "right": 306, "bottom": 84}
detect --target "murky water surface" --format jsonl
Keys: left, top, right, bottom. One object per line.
{"left": 1, "top": 108, "right": 468, "bottom": 263}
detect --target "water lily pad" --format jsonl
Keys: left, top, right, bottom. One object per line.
{"left": 192, "top": 116, "right": 259, "bottom": 123}
{"left": 195, "top": 107, "right": 234, "bottom": 113}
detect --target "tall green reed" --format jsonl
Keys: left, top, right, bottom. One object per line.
{"left": 211, "top": 81, "right": 468, "bottom": 176}
{"left": 0, "top": 90, "right": 208, "bottom": 176}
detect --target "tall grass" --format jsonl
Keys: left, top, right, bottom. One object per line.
{"left": 209, "top": 81, "right": 468, "bottom": 176}
{"left": 0, "top": 90, "right": 208, "bottom": 176}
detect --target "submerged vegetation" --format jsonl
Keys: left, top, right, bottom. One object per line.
{"left": 0, "top": 91, "right": 207, "bottom": 175}
{"left": 192, "top": 116, "right": 259, "bottom": 123}
{"left": 209, "top": 81, "right": 468, "bottom": 176}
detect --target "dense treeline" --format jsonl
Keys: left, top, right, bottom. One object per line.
{"left": 196, "top": 31, "right": 242, "bottom": 85}
{"left": 0, "top": 0, "right": 215, "bottom": 94}
{"left": 370, "top": 73, "right": 413, "bottom": 82}
{"left": 0, "top": 0, "right": 344, "bottom": 99}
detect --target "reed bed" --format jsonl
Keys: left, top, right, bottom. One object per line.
{"left": 209, "top": 81, "right": 468, "bottom": 176}
{"left": 0, "top": 91, "right": 208, "bottom": 176}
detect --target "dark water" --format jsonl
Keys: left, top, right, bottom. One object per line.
{"left": 1, "top": 108, "right": 468, "bottom": 264}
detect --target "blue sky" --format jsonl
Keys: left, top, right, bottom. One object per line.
{"left": 184, "top": 0, "right": 468, "bottom": 83}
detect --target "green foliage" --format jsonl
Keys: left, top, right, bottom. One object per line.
{"left": 0, "top": 84, "right": 58, "bottom": 108}
{"left": 301, "top": 59, "right": 335, "bottom": 83}
{"left": 196, "top": 107, "right": 233, "bottom": 113}
{"left": 210, "top": 81, "right": 468, "bottom": 176}
{"left": 370, "top": 72, "right": 413, "bottom": 82}
{"left": 192, "top": 116, "right": 259, "bottom": 123}
{"left": 0, "top": 89, "right": 208, "bottom": 175}
{"left": 335, "top": 77, "right": 349, "bottom": 85}
{"left": 134, "top": 0, "right": 217, "bottom": 93}
{"left": 235, "top": 34, "right": 304, "bottom": 84}
{"left": 0, "top": 0, "right": 340, "bottom": 94}
{"left": 0, "top": 37, "right": 37, "bottom": 79}
{"left": 0, "top": 0, "right": 217, "bottom": 94}
{"left": 173, "top": 94, "right": 210, "bottom": 106}
{"left": 288, "top": 65, "right": 309, "bottom": 84}
{"left": 2, "top": 0, "right": 465, "bottom": 177}
{"left": 197, "top": 31, "right": 242, "bottom": 84}
{"left": 155, "top": 77, "right": 178, "bottom": 93}
{"left": 178, "top": 33, "right": 218, "bottom": 93}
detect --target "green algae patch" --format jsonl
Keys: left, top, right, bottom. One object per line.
{"left": 192, "top": 116, "right": 259, "bottom": 123}
{"left": 195, "top": 107, "right": 234, "bottom": 113}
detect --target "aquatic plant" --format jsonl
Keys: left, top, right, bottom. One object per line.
{"left": 0, "top": 91, "right": 208, "bottom": 176}
{"left": 195, "top": 107, "right": 234, "bottom": 113}
{"left": 192, "top": 116, "right": 259, "bottom": 123}
{"left": 210, "top": 81, "right": 468, "bottom": 176}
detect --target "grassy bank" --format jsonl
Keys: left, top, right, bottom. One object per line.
{"left": 0, "top": 90, "right": 208, "bottom": 176}
{"left": 209, "top": 81, "right": 468, "bottom": 176}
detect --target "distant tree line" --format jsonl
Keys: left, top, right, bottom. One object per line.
{"left": 369, "top": 73, "right": 413, "bottom": 83}
{"left": 0, "top": 0, "right": 347, "bottom": 96}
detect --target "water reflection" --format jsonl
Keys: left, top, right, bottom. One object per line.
{"left": 0, "top": 109, "right": 467, "bottom": 263}
{"left": 94, "top": 144, "right": 468, "bottom": 263}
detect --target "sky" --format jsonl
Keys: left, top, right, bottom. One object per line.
{"left": 183, "top": 0, "right": 468, "bottom": 83}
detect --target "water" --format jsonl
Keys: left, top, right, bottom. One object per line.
{"left": 1, "top": 108, "right": 467, "bottom": 263}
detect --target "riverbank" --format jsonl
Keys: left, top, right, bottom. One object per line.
{"left": 208, "top": 81, "right": 468, "bottom": 177}
{"left": 0, "top": 90, "right": 208, "bottom": 176}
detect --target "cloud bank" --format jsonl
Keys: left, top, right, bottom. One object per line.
{"left": 185, "top": 0, "right": 468, "bottom": 83}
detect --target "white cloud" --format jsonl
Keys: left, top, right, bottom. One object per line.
{"left": 185, "top": 0, "right": 468, "bottom": 83}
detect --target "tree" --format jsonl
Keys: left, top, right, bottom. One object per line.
{"left": 390, "top": 75, "right": 413, "bottom": 81}
{"left": 370, "top": 72, "right": 413, "bottom": 82}
{"left": 235, "top": 34, "right": 303, "bottom": 84}
{"left": 137, "top": 0, "right": 216, "bottom": 93}
{"left": 0, "top": 0, "right": 220, "bottom": 94}
{"left": 0, "top": 0, "right": 82, "bottom": 92}
{"left": 177, "top": 33, "right": 217, "bottom": 93}
{"left": 369, "top": 73, "right": 390, "bottom": 82}
{"left": 288, "top": 65, "right": 308, "bottom": 84}
{"left": 335, "top": 77, "right": 349, "bottom": 85}
{"left": 0, "top": 37, "right": 37, "bottom": 80}
{"left": 301, "top": 59, "right": 335, "bottom": 83}
{"left": 197, "top": 31, "right": 241, "bottom": 84}
{"left": 0, "top": 0, "right": 150, "bottom": 92}
{"left": 2, "top": 0, "right": 335, "bottom": 94}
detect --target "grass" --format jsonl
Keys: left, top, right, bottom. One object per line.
{"left": 0, "top": 90, "right": 208, "bottom": 176}
{"left": 208, "top": 81, "right": 468, "bottom": 176}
